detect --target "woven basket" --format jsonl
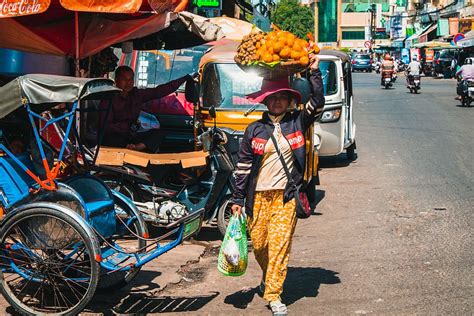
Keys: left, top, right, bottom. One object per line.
{"left": 235, "top": 57, "right": 309, "bottom": 79}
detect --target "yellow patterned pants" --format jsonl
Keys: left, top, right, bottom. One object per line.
{"left": 248, "top": 190, "right": 297, "bottom": 302}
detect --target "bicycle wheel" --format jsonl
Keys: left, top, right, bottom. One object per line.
{"left": 97, "top": 194, "right": 147, "bottom": 291}
{"left": 0, "top": 206, "right": 99, "bottom": 315}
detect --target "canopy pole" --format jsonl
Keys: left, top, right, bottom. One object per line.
{"left": 75, "top": 11, "right": 80, "bottom": 77}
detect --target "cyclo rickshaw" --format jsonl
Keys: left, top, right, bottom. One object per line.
{"left": 0, "top": 74, "right": 205, "bottom": 315}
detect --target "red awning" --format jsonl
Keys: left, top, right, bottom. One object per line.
{"left": 0, "top": 0, "right": 189, "bottom": 58}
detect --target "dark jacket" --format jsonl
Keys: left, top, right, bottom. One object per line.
{"left": 231, "top": 70, "right": 325, "bottom": 217}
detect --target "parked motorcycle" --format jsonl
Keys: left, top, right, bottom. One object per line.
{"left": 406, "top": 73, "right": 421, "bottom": 94}
{"left": 95, "top": 83, "right": 236, "bottom": 236}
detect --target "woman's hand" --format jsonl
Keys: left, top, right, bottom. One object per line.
{"left": 310, "top": 56, "right": 320, "bottom": 71}
{"left": 231, "top": 204, "right": 242, "bottom": 215}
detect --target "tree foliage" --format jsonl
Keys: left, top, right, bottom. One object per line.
{"left": 271, "top": 0, "right": 314, "bottom": 39}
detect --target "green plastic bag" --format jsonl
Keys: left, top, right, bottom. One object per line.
{"left": 217, "top": 214, "right": 248, "bottom": 276}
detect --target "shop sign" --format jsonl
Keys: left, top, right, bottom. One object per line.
{"left": 458, "top": 18, "right": 474, "bottom": 34}
{"left": 449, "top": 18, "right": 459, "bottom": 35}
{"left": 0, "top": 0, "right": 49, "bottom": 18}
{"left": 425, "top": 49, "right": 434, "bottom": 62}
{"left": 193, "top": 0, "right": 221, "bottom": 9}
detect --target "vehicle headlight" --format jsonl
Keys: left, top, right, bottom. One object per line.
{"left": 320, "top": 109, "right": 341, "bottom": 123}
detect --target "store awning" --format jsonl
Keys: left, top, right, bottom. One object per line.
{"left": 392, "top": 37, "right": 405, "bottom": 48}
{"left": 413, "top": 41, "right": 454, "bottom": 48}
{"left": 419, "top": 24, "right": 437, "bottom": 43}
{"left": 406, "top": 24, "right": 435, "bottom": 47}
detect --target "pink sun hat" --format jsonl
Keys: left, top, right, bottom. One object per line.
{"left": 246, "top": 78, "right": 302, "bottom": 104}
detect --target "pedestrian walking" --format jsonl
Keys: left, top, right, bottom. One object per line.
{"left": 230, "top": 56, "right": 325, "bottom": 315}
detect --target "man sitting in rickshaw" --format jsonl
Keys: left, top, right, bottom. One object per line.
{"left": 100, "top": 66, "right": 193, "bottom": 152}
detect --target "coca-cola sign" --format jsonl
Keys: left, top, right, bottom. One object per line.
{"left": 0, "top": 0, "right": 50, "bottom": 18}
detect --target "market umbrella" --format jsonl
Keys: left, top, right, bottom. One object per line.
{"left": 0, "top": 0, "right": 222, "bottom": 59}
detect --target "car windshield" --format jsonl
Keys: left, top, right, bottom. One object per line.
{"left": 438, "top": 50, "right": 453, "bottom": 58}
{"left": 202, "top": 60, "right": 339, "bottom": 110}
{"left": 355, "top": 55, "right": 370, "bottom": 60}
{"left": 201, "top": 63, "right": 266, "bottom": 110}
{"left": 119, "top": 45, "right": 210, "bottom": 89}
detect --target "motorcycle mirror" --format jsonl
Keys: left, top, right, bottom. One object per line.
{"left": 185, "top": 78, "right": 200, "bottom": 104}
{"left": 291, "top": 77, "right": 311, "bottom": 104}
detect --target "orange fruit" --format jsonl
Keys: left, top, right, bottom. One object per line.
{"left": 256, "top": 42, "right": 261, "bottom": 49}
{"left": 273, "top": 54, "right": 281, "bottom": 62}
{"left": 273, "top": 41, "right": 283, "bottom": 53}
{"left": 267, "top": 47, "right": 274, "bottom": 55}
{"left": 262, "top": 52, "right": 274, "bottom": 63}
{"left": 299, "top": 56, "right": 309, "bottom": 65}
{"left": 276, "top": 30, "right": 285, "bottom": 38}
{"left": 298, "top": 39, "right": 308, "bottom": 48}
{"left": 291, "top": 50, "right": 302, "bottom": 60}
{"left": 279, "top": 47, "right": 291, "bottom": 59}
{"left": 268, "top": 34, "right": 278, "bottom": 42}
{"left": 286, "top": 37, "right": 295, "bottom": 47}
{"left": 293, "top": 43, "right": 303, "bottom": 52}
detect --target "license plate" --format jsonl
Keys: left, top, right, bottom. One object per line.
{"left": 360, "top": 61, "right": 367, "bottom": 64}
{"left": 385, "top": 78, "right": 391, "bottom": 82}
{"left": 414, "top": 80, "right": 420, "bottom": 84}
{"left": 183, "top": 216, "right": 201, "bottom": 239}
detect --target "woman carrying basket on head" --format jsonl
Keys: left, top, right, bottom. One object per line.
{"left": 230, "top": 56, "right": 325, "bottom": 315}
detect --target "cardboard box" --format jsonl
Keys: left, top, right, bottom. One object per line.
{"left": 95, "top": 147, "right": 209, "bottom": 169}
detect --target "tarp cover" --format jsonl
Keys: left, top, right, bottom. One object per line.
{"left": 0, "top": 74, "right": 120, "bottom": 119}
{"left": 0, "top": 8, "right": 222, "bottom": 58}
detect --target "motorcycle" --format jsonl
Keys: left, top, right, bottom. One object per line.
{"left": 406, "top": 73, "right": 421, "bottom": 94}
{"left": 382, "top": 72, "right": 393, "bottom": 89}
{"left": 95, "top": 105, "right": 236, "bottom": 236}
{"left": 374, "top": 61, "right": 381, "bottom": 74}
{"left": 459, "top": 79, "right": 474, "bottom": 107}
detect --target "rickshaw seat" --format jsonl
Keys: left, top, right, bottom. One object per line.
{"left": 0, "top": 157, "right": 30, "bottom": 207}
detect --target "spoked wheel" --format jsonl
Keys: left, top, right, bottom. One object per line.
{"left": 101, "top": 176, "right": 137, "bottom": 201}
{"left": 97, "top": 196, "right": 147, "bottom": 292}
{"left": 0, "top": 207, "right": 99, "bottom": 315}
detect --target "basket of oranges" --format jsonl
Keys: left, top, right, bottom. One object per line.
{"left": 234, "top": 26, "right": 319, "bottom": 78}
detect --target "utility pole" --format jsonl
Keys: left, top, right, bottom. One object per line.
{"left": 369, "top": 3, "right": 376, "bottom": 52}
{"left": 313, "top": 0, "right": 319, "bottom": 43}
{"left": 337, "top": 0, "right": 342, "bottom": 47}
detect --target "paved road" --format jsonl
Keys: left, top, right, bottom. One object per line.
{"left": 2, "top": 73, "right": 472, "bottom": 315}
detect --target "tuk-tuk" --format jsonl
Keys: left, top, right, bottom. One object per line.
{"left": 314, "top": 50, "right": 357, "bottom": 160}
{"left": 197, "top": 41, "right": 319, "bottom": 228}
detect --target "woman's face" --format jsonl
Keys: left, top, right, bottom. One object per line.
{"left": 265, "top": 91, "right": 291, "bottom": 115}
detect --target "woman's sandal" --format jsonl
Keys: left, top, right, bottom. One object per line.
{"left": 269, "top": 300, "right": 288, "bottom": 316}
{"left": 257, "top": 280, "right": 265, "bottom": 297}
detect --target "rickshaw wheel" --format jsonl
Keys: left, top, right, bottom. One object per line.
{"left": 0, "top": 207, "right": 99, "bottom": 315}
{"left": 96, "top": 196, "right": 147, "bottom": 292}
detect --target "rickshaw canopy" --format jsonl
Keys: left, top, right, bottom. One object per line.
{"left": 0, "top": 74, "right": 120, "bottom": 119}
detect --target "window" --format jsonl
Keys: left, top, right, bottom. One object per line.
{"left": 342, "top": 31, "right": 366, "bottom": 40}
{"left": 319, "top": 61, "right": 338, "bottom": 96}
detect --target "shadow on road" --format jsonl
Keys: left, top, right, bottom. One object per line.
{"left": 224, "top": 267, "right": 340, "bottom": 309}
{"left": 319, "top": 155, "right": 356, "bottom": 169}
{"left": 282, "top": 267, "right": 341, "bottom": 305}
{"left": 112, "top": 291, "right": 219, "bottom": 314}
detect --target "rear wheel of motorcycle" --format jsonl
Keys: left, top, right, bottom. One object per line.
{"left": 217, "top": 196, "right": 233, "bottom": 237}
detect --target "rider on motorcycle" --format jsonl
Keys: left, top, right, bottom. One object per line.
{"left": 407, "top": 57, "right": 422, "bottom": 86}
{"left": 381, "top": 54, "right": 394, "bottom": 85}
{"left": 455, "top": 57, "right": 474, "bottom": 100}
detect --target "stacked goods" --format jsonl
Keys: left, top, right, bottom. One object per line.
{"left": 235, "top": 26, "right": 320, "bottom": 77}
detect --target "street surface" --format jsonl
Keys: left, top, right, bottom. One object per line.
{"left": 3, "top": 73, "right": 473, "bottom": 315}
